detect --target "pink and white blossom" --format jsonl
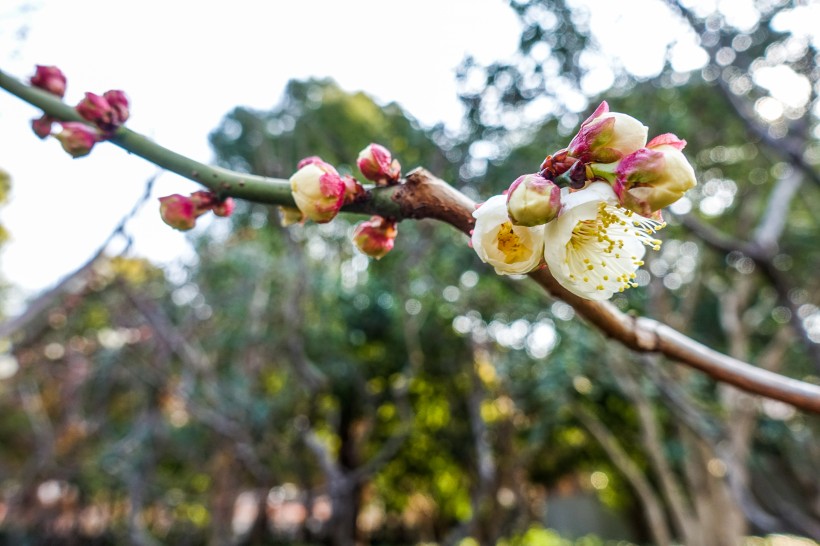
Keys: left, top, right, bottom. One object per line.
{"left": 613, "top": 134, "right": 697, "bottom": 215}
{"left": 357, "top": 143, "right": 401, "bottom": 185}
{"left": 352, "top": 216, "right": 398, "bottom": 259}
{"left": 567, "top": 101, "right": 648, "bottom": 164}
{"left": 289, "top": 162, "right": 346, "bottom": 223}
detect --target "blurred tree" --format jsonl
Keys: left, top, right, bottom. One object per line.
{"left": 456, "top": 0, "right": 820, "bottom": 544}
{"left": 1, "top": 2, "right": 820, "bottom": 545}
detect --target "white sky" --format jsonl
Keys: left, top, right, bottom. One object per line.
{"left": 0, "top": 0, "right": 813, "bottom": 314}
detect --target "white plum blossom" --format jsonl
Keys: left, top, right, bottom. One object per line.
{"left": 543, "top": 182, "right": 665, "bottom": 300}
{"left": 472, "top": 194, "right": 545, "bottom": 275}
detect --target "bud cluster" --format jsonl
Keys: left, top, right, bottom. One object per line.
{"left": 471, "top": 101, "right": 697, "bottom": 301}
{"left": 285, "top": 143, "right": 403, "bottom": 259}
{"left": 539, "top": 101, "right": 696, "bottom": 216}
{"left": 27, "top": 65, "right": 130, "bottom": 158}
{"left": 159, "top": 191, "right": 236, "bottom": 231}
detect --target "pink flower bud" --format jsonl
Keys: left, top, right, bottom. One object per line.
{"left": 289, "top": 162, "right": 346, "bottom": 223}
{"left": 31, "top": 115, "right": 54, "bottom": 139}
{"left": 54, "top": 122, "right": 99, "bottom": 158}
{"left": 212, "top": 197, "right": 236, "bottom": 217}
{"left": 76, "top": 92, "right": 126, "bottom": 133}
{"left": 103, "top": 90, "right": 130, "bottom": 126}
{"left": 159, "top": 194, "right": 197, "bottom": 231}
{"left": 76, "top": 92, "right": 111, "bottom": 122}
{"left": 30, "top": 65, "right": 67, "bottom": 98}
{"left": 614, "top": 134, "right": 697, "bottom": 215}
{"left": 567, "top": 101, "right": 648, "bottom": 164}
{"left": 357, "top": 143, "right": 401, "bottom": 185}
{"left": 352, "top": 216, "right": 398, "bottom": 259}
{"left": 506, "top": 173, "right": 562, "bottom": 227}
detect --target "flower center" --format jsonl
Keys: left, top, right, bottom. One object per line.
{"left": 566, "top": 202, "right": 665, "bottom": 293}
{"left": 496, "top": 221, "right": 532, "bottom": 264}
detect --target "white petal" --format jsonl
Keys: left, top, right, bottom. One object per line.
{"left": 543, "top": 190, "right": 663, "bottom": 300}
{"left": 472, "top": 194, "right": 545, "bottom": 275}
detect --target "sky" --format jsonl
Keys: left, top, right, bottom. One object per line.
{"left": 0, "top": 0, "right": 525, "bottom": 312}
{"left": 0, "top": 0, "right": 814, "bottom": 315}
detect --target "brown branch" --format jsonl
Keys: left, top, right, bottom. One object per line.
{"left": 396, "top": 168, "right": 820, "bottom": 413}
{"left": 3, "top": 60, "right": 818, "bottom": 412}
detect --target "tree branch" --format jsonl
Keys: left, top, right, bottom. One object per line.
{"left": 3, "top": 69, "right": 820, "bottom": 413}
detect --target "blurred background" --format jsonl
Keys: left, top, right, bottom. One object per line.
{"left": 1, "top": 1, "right": 819, "bottom": 545}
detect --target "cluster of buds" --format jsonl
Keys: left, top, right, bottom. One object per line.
{"left": 539, "top": 101, "right": 696, "bottom": 216}
{"left": 471, "top": 102, "right": 696, "bottom": 301}
{"left": 28, "top": 65, "right": 130, "bottom": 158}
{"left": 285, "top": 143, "right": 403, "bottom": 259}
{"left": 159, "top": 191, "right": 235, "bottom": 231}
{"left": 76, "top": 90, "right": 130, "bottom": 134}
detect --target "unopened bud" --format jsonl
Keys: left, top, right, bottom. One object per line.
{"left": 614, "top": 134, "right": 697, "bottom": 215}
{"left": 159, "top": 194, "right": 197, "bottom": 231}
{"left": 289, "top": 161, "right": 346, "bottom": 223}
{"left": 357, "top": 143, "right": 401, "bottom": 185}
{"left": 506, "top": 173, "right": 561, "bottom": 227}
{"left": 76, "top": 92, "right": 126, "bottom": 133}
{"left": 54, "top": 122, "right": 99, "bottom": 158}
{"left": 76, "top": 92, "right": 111, "bottom": 123}
{"left": 30, "top": 65, "right": 67, "bottom": 98}
{"left": 352, "top": 216, "right": 398, "bottom": 259}
{"left": 31, "top": 115, "right": 54, "bottom": 139}
{"left": 568, "top": 101, "right": 647, "bottom": 164}
{"left": 103, "top": 90, "right": 130, "bottom": 126}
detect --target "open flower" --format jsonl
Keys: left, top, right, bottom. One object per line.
{"left": 543, "top": 182, "right": 665, "bottom": 300}
{"left": 567, "top": 101, "right": 648, "bottom": 164}
{"left": 472, "top": 194, "right": 545, "bottom": 275}
{"left": 613, "top": 134, "right": 697, "bottom": 215}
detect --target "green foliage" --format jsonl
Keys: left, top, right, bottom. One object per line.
{"left": 3, "top": 2, "right": 820, "bottom": 543}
